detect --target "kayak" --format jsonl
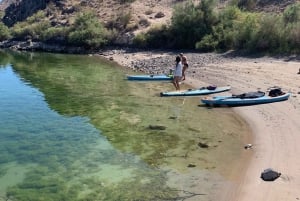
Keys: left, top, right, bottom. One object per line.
{"left": 127, "top": 74, "right": 173, "bottom": 81}
{"left": 160, "top": 86, "right": 231, "bottom": 97}
{"left": 201, "top": 91, "right": 290, "bottom": 106}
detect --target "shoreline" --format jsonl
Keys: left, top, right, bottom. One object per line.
{"left": 100, "top": 49, "right": 300, "bottom": 201}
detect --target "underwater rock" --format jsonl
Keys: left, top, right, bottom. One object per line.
{"left": 148, "top": 125, "right": 166, "bottom": 130}
{"left": 169, "top": 116, "right": 177, "bottom": 119}
{"left": 187, "top": 163, "right": 196, "bottom": 168}
{"left": 198, "top": 142, "right": 209, "bottom": 148}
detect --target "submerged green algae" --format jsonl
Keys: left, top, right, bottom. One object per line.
{"left": 6, "top": 166, "right": 177, "bottom": 201}
{"left": 0, "top": 50, "right": 249, "bottom": 200}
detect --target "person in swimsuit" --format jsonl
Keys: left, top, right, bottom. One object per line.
{"left": 180, "top": 53, "right": 188, "bottom": 81}
{"left": 172, "top": 56, "right": 182, "bottom": 90}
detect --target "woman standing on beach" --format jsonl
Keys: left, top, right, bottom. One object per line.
{"left": 172, "top": 56, "right": 183, "bottom": 90}
{"left": 180, "top": 53, "right": 188, "bottom": 81}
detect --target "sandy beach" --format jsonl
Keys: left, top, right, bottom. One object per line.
{"left": 101, "top": 49, "right": 300, "bottom": 201}
{"left": 193, "top": 57, "right": 300, "bottom": 201}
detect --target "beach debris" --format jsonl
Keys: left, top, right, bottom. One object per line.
{"left": 244, "top": 144, "right": 253, "bottom": 149}
{"left": 261, "top": 168, "right": 281, "bottom": 181}
{"left": 148, "top": 125, "right": 166, "bottom": 130}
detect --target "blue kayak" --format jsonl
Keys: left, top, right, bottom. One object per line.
{"left": 127, "top": 74, "right": 173, "bottom": 81}
{"left": 201, "top": 91, "right": 290, "bottom": 106}
{"left": 160, "top": 86, "right": 231, "bottom": 97}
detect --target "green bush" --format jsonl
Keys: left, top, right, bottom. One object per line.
{"left": 133, "top": 24, "right": 171, "bottom": 48}
{"left": 0, "top": 22, "right": 11, "bottom": 40}
{"left": 68, "top": 12, "right": 107, "bottom": 48}
{"left": 282, "top": 22, "right": 300, "bottom": 53}
{"left": 253, "top": 14, "right": 283, "bottom": 52}
{"left": 283, "top": 3, "right": 300, "bottom": 24}
{"left": 234, "top": 13, "right": 260, "bottom": 50}
{"left": 169, "top": 0, "right": 218, "bottom": 48}
{"left": 133, "top": 33, "right": 148, "bottom": 48}
{"left": 12, "top": 21, "right": 51, "bottom": 40}
{"left": 281, "top": 3, "right": 300, "bottom": 53}
{"left": 41, "top": 26, "right": 69, "bottom": 43}
{"left": 211, "top": 6, "right": 242, "bottom": 50}
{"left": 10, "top": 11, "right": 51, "bottom": 40}
{"left": 195, "top": 34, "right": 218, "bottom": 51}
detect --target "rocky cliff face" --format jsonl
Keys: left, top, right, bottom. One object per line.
{"left": 0, "top": 0, "right": 13, "bottom": 11}
{"left": 2, "top": 0, "right": 62, "bottom": 27}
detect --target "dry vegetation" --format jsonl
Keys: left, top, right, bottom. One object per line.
{"left": 76, "top": 0, "right": 298, "bottom": 34}
{"left": 69, "top": 0, "right": 176, "bottom": 34}
{"left": 1, "top": 0, "right": 297, "bottom": 34}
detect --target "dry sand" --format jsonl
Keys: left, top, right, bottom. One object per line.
{"left": 101, "top": 49, "right": 300, "bottom": 201}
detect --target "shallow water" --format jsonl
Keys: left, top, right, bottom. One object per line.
{"left": 0, "top": 50, "right": 249, "bottom": 201}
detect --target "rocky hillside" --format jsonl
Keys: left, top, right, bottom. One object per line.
{"left": 0, "top": 0, "right": 298, "bottom": 30}
{"left": 0, "top": 0, "right": 176, "bottom": 33}
{"left": 0, "top": 0, "right": 298, "bottom": 50}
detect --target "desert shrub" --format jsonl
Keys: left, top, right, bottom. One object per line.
{"left": 10, "top": 11, "right": 51, "bottom": 40}
{"left": 118, "top": 12, "right": 132, "bottom": 29}
{"left": 195, "top": 34, "right": 218, "bottom": 51}
{"left": 282, "top": 22, "right": 300, "bottom": 53}
{"left": 126, "top": 22, "right": 139, "bottom": 32}
{"left": 233, "top": 12, "right": 260, "bottom": 50}
{"left": 41, "top": 26, "right": 69, "bottom": 43}
{"left": 0, "top": 22, "right": 11, "bottom": 40}
{"left": 106, "top": 12, "right": 133, "bottom": 32}
{"left": 11, "top": 21, "right": 51, "bottom": 40}
{"left": 169, "top": 0, "right": 218, "bottom": 48}
{"left": 210, "top": 6, "right": 242, "bottom": 50}
{"left": 139, "top": 17, "right": 150, "bottom": 28}
{"left": 133, "top": 33, "right": 148, "bottom": 48}
{"left": 280, "top": 3, "right": 300, "bottom": 53}
{"left": 68, "top": 12, "right": 107, "bottom": 48}
{"left": 0, "top": 11, "right": 5, "bottom": 19}
{"left": 253, "top": 14, "right": 283, "bottom": 52}
{"left": 133, "top": 24, "right": 171, "bottom": 48}
{"left": 26, "top": 11, "right": 46, "bottom": 24}
{"left": 105, "top": 28, "right": 119, "bottom": 43}
{"left": 283, "top": 3, "right": 300, "bottom": 24}
{"left": 196, "top": 6, "right": 245, "bottom": 51}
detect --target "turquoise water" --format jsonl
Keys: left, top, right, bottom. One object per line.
{"left": 0, "top": 50, "right": 249, "bottom": 201}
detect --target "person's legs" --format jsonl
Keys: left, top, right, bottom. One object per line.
{"left": 172, "top": 79, "right": 177, "bottom": 89}
{"left": 172, "top": 76, "right": 180, "bottom": 90}
{"left": 175, "top": 77, "right": 181, "bottom": 90}
{"left": 182, "top": 65, "right": 188, "bottom": 80}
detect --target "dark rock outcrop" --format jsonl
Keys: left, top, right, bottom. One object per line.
{"left": 1, "top": 0, "right": 65, "bottom": 27}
